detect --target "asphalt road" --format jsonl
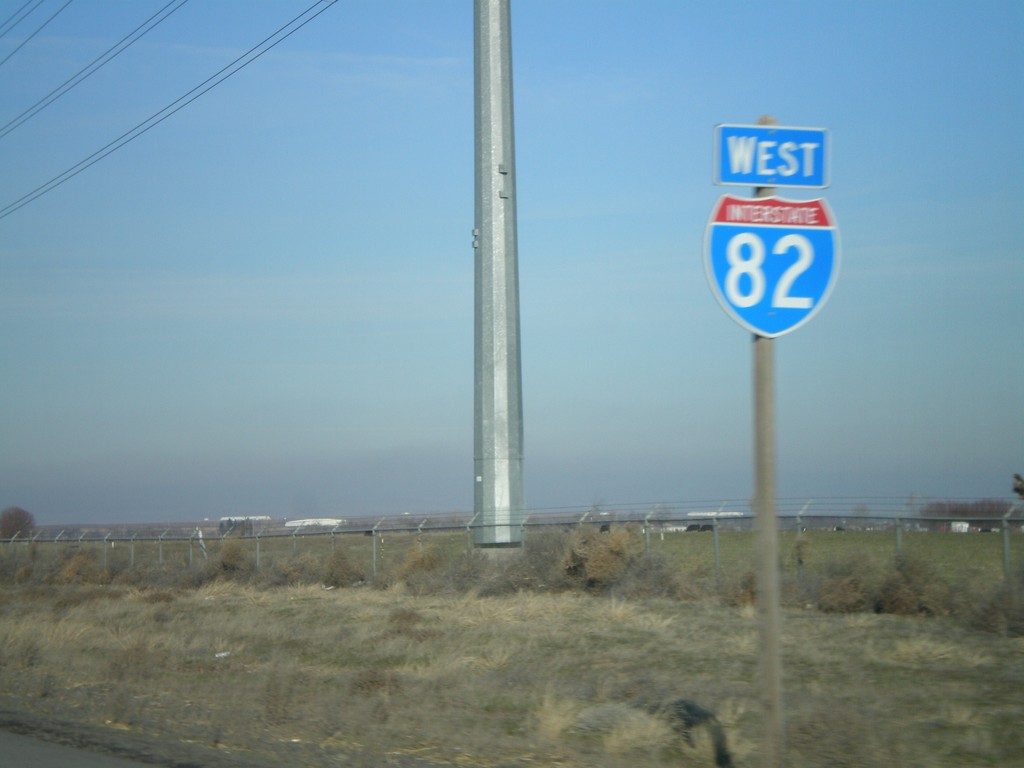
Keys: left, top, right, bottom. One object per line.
{"left": 0, "top": 709, "right": 273, "bottom": 768}
{"left": 0, "top": 709, "right": 443, "bottom": 768}
{"left": 0, "top": 728, "right": 158, "bottom": 767}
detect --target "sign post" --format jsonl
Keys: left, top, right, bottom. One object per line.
{"left": 751, "top": 164, "right": 784, "bottom": 768}
{"left": 705, "top": 115, "right": 838, "bottom": 768}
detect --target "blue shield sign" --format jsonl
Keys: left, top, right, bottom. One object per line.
{"left": 704, "top": 195, "right": 839, "bottom": 338}
{"left": 714, "top": 124, "right": 829, "bottom": 188}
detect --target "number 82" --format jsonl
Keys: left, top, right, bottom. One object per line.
{"left": 724, "top": 232, "right": 814, "bottom": 310}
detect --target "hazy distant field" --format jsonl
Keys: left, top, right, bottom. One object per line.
{"left": 1, "top": 528, "right": 1023, "bottom": 767}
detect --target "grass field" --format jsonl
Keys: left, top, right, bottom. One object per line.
{"left": 1, "top": 528, "right": 1023, "bottom": 767}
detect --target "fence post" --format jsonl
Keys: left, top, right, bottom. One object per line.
{"left": 255, "top": 532, "right": 262, "bottom": 571}
{"left": 713, "top": 502, "right": 729, "bottom": 584}
{"left": 1003, "top": 505, "right": 1017, "bottom": 585}
{"left": 644, "top": 510, "right": 654, "bottom": 557}
{"left": 796, "top": 499, "right": 812, "bottom": 534}
{"left": 103, "top": 533, "right": 111, "bottom": 570}
{"left": 895, "top": 509, "right": 904, "bottom": 557}
{"left": 27, "top": 531, "right": 39, "bottom": 567}
{"left": 713, "top": 517, "right": 722, "bottom": 584}
{"left": 130, "top": 534, "right": 136, "bottom": 567}
{"left": 158, "top": 530, "right": 167, "bottom": 564}
{"left": 795, "top": 500, "right": 812, "bottom": 582}
{"left": 896, "top": 497, "right": 915, "bottom": 558}
{"left": 466, "top": 512, "right": 480, "bottom": 554}
{"left": 372, "top": 519, "right": 384, "bottom": 578}
{"left": 5, "top": 532, "right": 17, "bottom": 571}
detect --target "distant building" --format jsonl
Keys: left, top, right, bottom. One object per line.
{"left": 218, "top": 516, "right": 271, "bottom": 535}
{"left": 283, "top": 518, "right": 347, "bottom": 529}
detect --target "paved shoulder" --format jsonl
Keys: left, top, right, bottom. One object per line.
{"left": 0, "top": 728, "right": 157, "bottom": 768}
{"left": 0, "top": 708, "right": 269, "bottom": 768}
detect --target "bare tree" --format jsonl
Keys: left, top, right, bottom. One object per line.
{"left": 1014, "top": 474, "right": 1024, "bottom": 501}
{"left": 0, "top": 507, "right": 35, "bottom": 540}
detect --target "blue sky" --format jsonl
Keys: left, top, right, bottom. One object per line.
{"left": 1, "top": 0, "right": 1021, "bottom": 525}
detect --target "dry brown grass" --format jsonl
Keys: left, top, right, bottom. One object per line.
{"left": 0, "top": 581, "right": 1022, "bottom": 767}
{"left": 8, "top": 528, "right": 1022, "bottom": 625}
{"left": 2, "top": 529, "right": 1024, "bottom": 765}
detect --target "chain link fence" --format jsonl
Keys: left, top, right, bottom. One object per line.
{"left": 3, "top": 498, "right": 1021, "bottom": 592}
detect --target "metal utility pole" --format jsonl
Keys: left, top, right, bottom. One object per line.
{"left": 752, "top": 114, "right": 784, "bottom": 768}
{"left": 473, "top": 0, "right": 524, "bottom": 547}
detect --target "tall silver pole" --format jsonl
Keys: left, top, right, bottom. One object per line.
{"left": 752, "top": 114, "right": 784, "bottom": 768}
{"left": 473, "top": 0, "right": 524, "bottom": 547}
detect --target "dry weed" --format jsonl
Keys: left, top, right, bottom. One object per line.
{"left": 840, "top": 612, "right": 883, "bottom": 631}
{"left": 724, "top": 570, "right": 757, "bottom": 606}
{"left": 54, "top": 552, "right": 108, "bottom": 585}
{"left": 874, "top": 554, "right": 953, "bottom": 616}
{"left": 563, "top": 527, "right": 644, "bottom": 590}
{"left": 534, "top": 692, "right": 582, "bottom": 744}
{"left": 788, "top": 701, "right": 883, "bottom": 767}
{"left": 600, "top": 708, "right": 673, "bottom": 756}
{"left": 194, "top": 579, "right": 256, "bottom": 600}
{"left": 266, "top": 551, "right": 323, "bottom": 587}
{"left": 390, "top": 543, "right": 448, "bottom": 595}
{"left": 322, "top": 548, "right": 364, "bottom": 587}
{"left": 610, "top": 552, "right": 703, "bottom": 600}
{"left": 818, "top": 574, "right": 871, "bottom": 613}
{"left": 215, "top": 539, "right": 253, "bottom": 577}
{"left": 959, "top": 576, "right": 1024, "bottom": 636}
{"left": 1, "top": 550, "right": 1023, "bottom": 768}
{"left": 456, "top": 647, "right": 513, "bottom": 672}
{"left": 0, "top": 626, "right": 42, "bottom": 669}
{"left": 873, "top": 637, "right": 992, "bottom": 668}
{"left": 720, "top": 629, "right": 758, "bottom": 658}
{"left": 107, "top": 638, "right": 168, "bottom": 681}
{"left": 42, "top": 619, "right": 93, "bottom": 647}
{"left": 351, "top": 668, "right": 402, "bottom": 697}
{"left": 262, "top": 665, "right": 299, "bottom": 724}
{"left": 939, "top": 702, "right": 984, "bottom": 728}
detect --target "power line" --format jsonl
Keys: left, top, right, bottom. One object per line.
{"left": 0, "top": 0, "right": 45, "bottom": 40}
{"left": 0, "top": 0, "right": 337, "bottom": 221}
{"left": 0, "top": 0, "right": 191, "bottom": 140}
{"left": 0, "top": 0, "right": 74, "bottom": 69}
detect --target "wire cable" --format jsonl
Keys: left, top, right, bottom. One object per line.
{"left": 0, "top": 0, "right": 74, "bottom": 69}
{"left": 0, "top": 0, "right": 190, "bottom": 140}
{"left": 0, "top": 0, "right": 44, "bottom": 40}
{"left": 0, "top": 0, "right": 337, "bottom": 221}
